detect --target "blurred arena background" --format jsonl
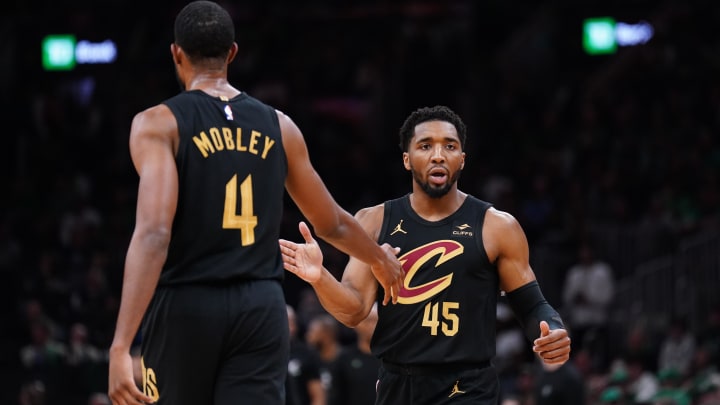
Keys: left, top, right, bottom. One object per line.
{"left": 1, "top": 1, "right": 719, "bottom": 404}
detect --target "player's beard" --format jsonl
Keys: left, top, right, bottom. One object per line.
{"left": 412, "top": 167, "right": 462, "bottom": 199}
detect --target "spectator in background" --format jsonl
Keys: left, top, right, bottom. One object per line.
{"left": 19, "top": 318, "right": 67, "bottom": 402}
{"left": 658, "top": 317, "right": 696, "bottom": 378}
{"left": 696, "top": 307, "right": 720, "bottom": 367}
{"left": 683, "top": 344, "right": 719, "bottom": 402}
{"left": 533, "top": 359, "right": 586, "bottom": 405}
{"left": 328, "top": 303, "right": 381, "bottom": 405}
{"left": 496, "top": 301, "right": 528, "bottom": 400}
{"left": 288, "top": 305, "right": 326, "bottom": 405}
{"left": 18, "top": 380, "right": 46, "bottom": 405}
{"left": 65, "top": 322, "right": 106, "bottom": 404}
{"left": 652, "top": 368, "right": 691, "bottom": 405}
{"left": 625, "top": 355, "right": 660, "bottom": 404}
{"left": 305, "top": 314, "right": 342, "bottom": 391}
{"left": 622, "top": 321, "right": 660, "bottom": 374}
{"left": 562, "top": 241, "right": 614, "bottom": 368}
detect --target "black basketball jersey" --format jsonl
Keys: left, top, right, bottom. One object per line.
{"left": 372, "top": 194, "right": 499, "bottom": 365}
{"left": 159, "top": 90, "right": 287, "bottom": 285}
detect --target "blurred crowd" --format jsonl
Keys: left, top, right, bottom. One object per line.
{"left": 1, "top": 1, "right": 719, "bottom": 404}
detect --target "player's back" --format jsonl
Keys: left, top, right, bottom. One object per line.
{"left": 160, "top": 90, "right": 286, "bottom": 285}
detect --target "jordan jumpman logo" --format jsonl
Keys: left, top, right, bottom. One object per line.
{"left": 448, "top": 380, "right": 466, "bottom": 398}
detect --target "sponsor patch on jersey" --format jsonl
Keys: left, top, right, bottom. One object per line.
{"left": 452, "top": 222, "right": 474, "bottom": 238}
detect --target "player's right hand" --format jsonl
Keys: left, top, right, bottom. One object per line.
{"left": 370, "top": 244, "right": 404, "bottom": 305}
{"left": 533, "top": 320, "right": 571, "bottom": 365}
{"left": 279, "top": 221, "right": 324, "bottom": 283}
{"left": 108, "top": 348, "right": 155, "bottom": 404}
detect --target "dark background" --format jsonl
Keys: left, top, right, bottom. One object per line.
{"left": 1, "top": 0, "right": 719, "bottom": 404}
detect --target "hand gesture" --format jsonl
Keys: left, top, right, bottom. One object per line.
{"left": 533, "top": 321, "right": 571, "bottom": 365}
{"left": 369, "top": 243, "right": 403, "bottom": 305}
{"left": 108, "top": 349, "right": 155, "bottom": 405}
{"left": 279, "top": 221, "right": 324, "bottom": 283}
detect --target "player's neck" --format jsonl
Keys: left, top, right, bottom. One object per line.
{"left": 409, "top": 189, "right": 466, "bottom": 222}
{"left": 186, "top": 74, "right": 240, "bottom": 99}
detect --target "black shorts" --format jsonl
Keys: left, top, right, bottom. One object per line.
{"left": 376, "top": 361, "right": 499, "bottom": 405}
{"left": 140, "top": 279, "right": 289, "bottom": 405}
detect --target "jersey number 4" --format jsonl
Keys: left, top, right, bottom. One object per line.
{"left": 223, "top": 174, "right": 258, "bottom": 246}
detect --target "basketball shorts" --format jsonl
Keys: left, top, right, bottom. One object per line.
{"left": 376, "top": 361, "right": 499, "bottom": 404}
{"left": 140, "top": 279, "right": 289, "bottom": 405}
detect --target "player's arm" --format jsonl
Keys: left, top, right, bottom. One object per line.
{"left": 109, "top": 105, "right": 178, "bottom": 405}
{"left": 484, "top": 208, "right": 571, "bottom": 365}
{"left": 279, "top": 206, "right": 384, "bottom": 327}
{"left": 278, "top": 110, "right": 403, "bottom": 305}
{"left": 307, "top": 378, "right": 326, "bottom": 405}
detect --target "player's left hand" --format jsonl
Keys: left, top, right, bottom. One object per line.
{"left": 279, "top": 221, "right": 324, "bottom": 284}
{"left": 533, "top": 320, "right": 571, "bottom": 365}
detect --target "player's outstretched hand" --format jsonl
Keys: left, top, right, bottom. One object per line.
{"left": 279, "top": 221, "right": 324, "bottom": 283}
{"left": 370, "top": 243, "right": 403, "bottom": 305}
{"left": 533, "top": 320, "right": 571, "bottom": 365}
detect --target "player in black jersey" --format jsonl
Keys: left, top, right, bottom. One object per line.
{"left": 280, "top": 105, "right": 571, "bottom": 404}
{"left": 107, "top": 2, "right": 403, "bottom": 405}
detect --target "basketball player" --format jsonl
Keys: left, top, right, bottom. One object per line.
{"left": 280, "top": 105, "right": 571, "bottom": 404}
{"left": 107, "top": 2, "right": 403, "bottom": 404}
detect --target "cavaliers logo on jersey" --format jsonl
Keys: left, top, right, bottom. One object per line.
{"left": 397, "top": 240, "right": 463, "bottom": 304}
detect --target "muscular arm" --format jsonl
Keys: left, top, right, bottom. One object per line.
{"left": 279, "top": 111, "right": 402, "bottom": 304}
{"left": 112, "top": 105, "right": 178, "bottom": 352}
{"left": 109, "top": 105, "right": 178, "bottom": 404}
{"left": 280, "top": 206, "right": 383, "bottom": 327}
{"left": 483, "top": 208, "right": 537, "bottom": 293}
{"left": 484, "top": 208, "right": 571, "bottom": 364}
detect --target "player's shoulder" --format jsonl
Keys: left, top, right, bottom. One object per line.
{"left": 354, "top": 203, "right": 385, "bottom": 238}
{"left": 274, "top": 108, "right": 301, "bottom": 137}
{"left": 355, "top": 203, "right": 384, "bottom": 221}
{"left": 133, "top": 103, "right": 174, "bottom": 125}
{"left": 484, "top": 207, "right": 522, "bottom": 232}
{"left": 130, "top": 103, "right": 177, "bottom": 139}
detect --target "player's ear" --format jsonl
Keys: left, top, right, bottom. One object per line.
{"left": 170, "top": 43, "right": 182, "bottom": 65}
{"left": 460, "top": 152, "right": 465, "bottom": 170}
{"left": 403, "top": 152, "right": 410, "bottom": 170}
{"left": 226, "top": 42, "right": 239, "bottom": 64}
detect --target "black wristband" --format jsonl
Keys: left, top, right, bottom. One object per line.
{"left": 505, "top": 281, "right": 565, "bottom": 341}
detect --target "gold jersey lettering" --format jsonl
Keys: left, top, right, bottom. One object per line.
{"left": 192, "top": 127, "right": 275, "bottom": 159}
{"left": 141, "top": 357, "right": 160, "bottom": 402}
{"left": 235, "top": 127, "right": 247, "bottom": 151}
{"left": 192, "top": 131, "right": 215, "bottom": 158}
{"left": 261, "top": 136, "right": 275, "bottom": 159}
{"left": 248, "top": 130, "right": 261, "bottom": 155}
{"left": 209, "top": 127, "right": 224, "bottom": 151}
{"left": 222, "top": 127, "right": 235, "bottom": 150}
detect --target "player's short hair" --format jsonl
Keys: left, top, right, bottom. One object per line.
{"left": 174, "top": 1, "right": 235, "bottom": 62}
{"left": 398, "top": 105, "right": 467, "bottom": 152}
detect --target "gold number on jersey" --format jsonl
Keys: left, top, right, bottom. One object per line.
{"left": 422, "top": 301, "right": 459, "bottom": 336}
{"left": 223, "top": 174, "right": 258, "bottom": 246}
